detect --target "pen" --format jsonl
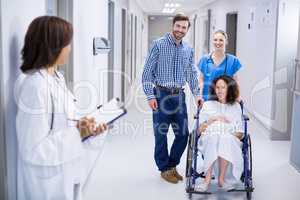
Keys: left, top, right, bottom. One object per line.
{"left": 67, "top": 118, "right": 79, "bottom": 122}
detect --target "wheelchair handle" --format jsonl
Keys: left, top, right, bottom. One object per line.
{"left": 239, "top": 100, "right": 244, "bottom": 113}
{"left": 194, "top": 104, "right": 202, "bottom": 119}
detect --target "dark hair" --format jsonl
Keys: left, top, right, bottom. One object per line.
{"left": 172, "top": 13, "right": 191, "bottom": 28}
{"left": 209, "top": 75, "right": 239, "bottom": 104}
{"left": 20, "top": 16, "right": 73, "bottom": 72}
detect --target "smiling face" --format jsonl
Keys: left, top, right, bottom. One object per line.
{"left": 213, "top": 32, "right": 227, "bottom": 52}
{"left": 172, "top": 20, "right": 189, "bottom": 41}
{"left": 215, "top": 79, "right": 228, "bottom": 103}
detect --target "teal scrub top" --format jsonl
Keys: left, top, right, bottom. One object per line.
{"left": 198, "top": 53, "right": 242, "bottom": 101}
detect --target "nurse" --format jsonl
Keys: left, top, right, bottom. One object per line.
{"left": 16, "top": 16, "right": 107, "bottom": 200}
{"left": 198, "top": 30, "right": 242, "bottom": 101}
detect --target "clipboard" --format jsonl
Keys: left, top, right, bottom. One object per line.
{"left": 81, "top": 98, "right": 127, "bottom": 141}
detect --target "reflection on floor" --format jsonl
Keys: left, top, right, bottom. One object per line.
{"left": 83, "top": 85, "right": 300, "bottom": 200}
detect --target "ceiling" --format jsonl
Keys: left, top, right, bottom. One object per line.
{"left": 135, "top": 0, "right": 216, "bottom": 15}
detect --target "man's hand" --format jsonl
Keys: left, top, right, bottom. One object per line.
{"left": 148, "top": 99, "right": 158, "bottom": 110}
{"left": 195, "top": 96, "right": 204, "bottom": 107}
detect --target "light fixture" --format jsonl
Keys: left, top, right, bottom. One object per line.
{"left": 162, "top": 7, "right": 176, "bottom": 14}
{"left": 162, "top": 1, "right": 181, "bottom": 13}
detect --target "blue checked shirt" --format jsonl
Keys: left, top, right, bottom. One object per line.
{"left": 142, "top": 33, "right": 201, "bottom": 100}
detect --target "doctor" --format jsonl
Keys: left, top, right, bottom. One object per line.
{"left": 16, "top": 16, "right": 107, "bottom": 200}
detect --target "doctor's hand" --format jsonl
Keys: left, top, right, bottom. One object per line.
{"left": 93, "top": 122, "right": 108, "bottom": 136}
{"left": 77, "top": 117, "right": 107, "bottom": 139}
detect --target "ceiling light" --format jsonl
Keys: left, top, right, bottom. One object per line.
{"left": 162, "top": 7, "right": 176, "bottom": 14}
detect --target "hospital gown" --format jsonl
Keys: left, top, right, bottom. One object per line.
{"left": 198, "top": 100, "right": 244, "bottom": 182}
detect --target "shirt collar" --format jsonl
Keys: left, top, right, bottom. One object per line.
{"left": 166, "top": 33, "right": 183, "bottom": 47}
{"left": 39, "top": 68, "right": 62, "bottom": 80}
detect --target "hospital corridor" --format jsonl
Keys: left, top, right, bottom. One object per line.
{"left": 1, "top": 0, "right": 300, "bottom": 200}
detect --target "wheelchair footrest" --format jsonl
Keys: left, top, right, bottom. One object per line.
{"left": 186, "top": 188, "right": 212, "bottom": 195}
{"left": 227, "top": 187, "right": 254, "bottom": 193}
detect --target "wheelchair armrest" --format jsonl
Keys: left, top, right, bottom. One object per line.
{"left": 243, "top": 114, "right": 250, "bottom": 121}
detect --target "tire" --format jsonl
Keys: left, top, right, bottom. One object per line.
{"left": 245, "top": 135, "right": 253, "bottom": 199}
{"left": 248, "top": 135, "right": 253, "bottom": 179}
{"left": 185, "top": 134, "right": 193, "bottom": 191}
{"left": 247, "top": 191, "right": 252, "bottom": 200}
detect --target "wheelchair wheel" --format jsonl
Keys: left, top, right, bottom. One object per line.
{"left": 247, "top": 190, "right": 252, "bottom": 200}
{"left": 248, "top": 135, "right": 253, "bottom": 178}
{"left": 245, "top": 135, "right": 253, "bottom": 200}
{"left": 185, "top": 134, "right": 193, "bottom": 192}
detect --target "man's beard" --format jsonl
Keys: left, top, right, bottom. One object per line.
{"left": 172, "top": 31, "right": 185, "bottom": 40}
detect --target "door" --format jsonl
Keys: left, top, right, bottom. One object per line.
{"left": 108, "top": 0, "right": 115, "bottom": 101}
{"left": 0, "top": 0, "right": 8, "bottom": 198}
{"left": 121, "top": 9, "right": 126, "bottom": 102}
{"left": 271, "top": 0, "right": 299, "bottom": 140}
{"left": 46, "top": 0, "right": 74, "bottom": 89}
{"left": 290, "top": 7, "right": 300, "bottom": 172}
{"left": 134, "top": 16, "right": 137, "bottom": 80}
{"left": 226, "top": 12, "right": 238, "bottom": 55}
{"left": 130, "top": 14, "right": 134, "bottom": 82}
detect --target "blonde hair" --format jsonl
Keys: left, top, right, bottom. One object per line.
{"left": 214, "top": 29, "right": 228, "bottom": 40}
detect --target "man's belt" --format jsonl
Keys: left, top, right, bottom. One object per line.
{"left": 155, "top": 85, "right": 183, "bottom": 94}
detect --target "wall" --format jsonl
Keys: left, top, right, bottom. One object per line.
{"left": 0, "top": 1, "right": 46, "bottom": 199}
{"left": 73, "top": 0, "right": 108, "bottom": 111}
{"left": 72, "top": 0, "right": 111, "bottom": 190}
{"left": 0, "top": 0, "right": 148, "bottom": 195}
{"left": 0, "top": 0, "right": 7, "bottom": 199}
{"left": 194, "top": 0, "right": 279, "bottom": 135}
{"left": 111, "top": 0, "right": 148, "bottom": 103}
{"left": 271, "top": 0, "right": 299, "bottom": 139}
{"left": 148, "top": 15, "right": 173, "bottom": 46}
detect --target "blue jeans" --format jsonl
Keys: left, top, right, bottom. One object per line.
{"left": 153, "top": 87, "right": 189, "bottom": 172}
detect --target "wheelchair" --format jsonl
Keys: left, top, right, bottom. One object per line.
{"left": 185, "top": 101, "right": 254, "bottom": 200}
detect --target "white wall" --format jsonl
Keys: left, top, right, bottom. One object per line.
{"left": 73, "top": 0, "right": 108, "bottom": 111}
{"left": 72, "top": 0, "right": 111, "bottom": 191}
{"left": 111, "top": 0, "right": 148, "bottom": 102}
{"left": 148, "top": 16, "right": 173, "bottom": 44}
{"left": 0, "top": 1, "right": 46, "bottom": 199}
{"left": 194, "top": 0, "right": 279, "bottom": 133}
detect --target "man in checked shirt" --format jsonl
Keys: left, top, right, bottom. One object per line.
{"left": 142, "top": 13, "right": 202, "bottom": 184}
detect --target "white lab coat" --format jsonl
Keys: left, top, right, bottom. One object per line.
{"left": 16, "top": 69, "right": 103, "bottom": 200}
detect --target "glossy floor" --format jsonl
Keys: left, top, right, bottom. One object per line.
{"left": 83, "top": 87, "right": 300, "bottom": 200}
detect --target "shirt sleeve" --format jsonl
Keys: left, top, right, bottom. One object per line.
{"left": 232, "top": 57, "right": 242, "bottom": 75}
{"left": 198, "top": 56, "right": 207, "bottom": 75}
{"left": 142, "top": 41, "right": 159, "bottom": 100}
{"left": 186, "top": 49, "right": 201, "bottom": 96}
